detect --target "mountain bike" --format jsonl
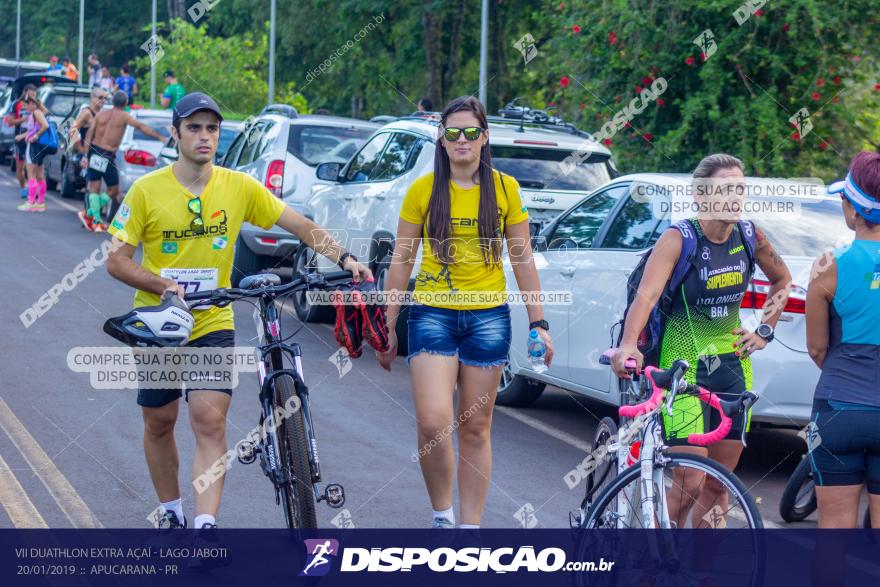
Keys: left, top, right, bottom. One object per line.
{"left": 185, "top": 270, "right": 352, "bottom": 528}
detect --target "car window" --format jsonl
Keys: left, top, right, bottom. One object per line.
{"left": 371, "top": 133, "right": 420, "bottom": 181}
{"left": 548, "top": 184, "right": 628, "bottom": 250}
{"left": 217, "top": 127, "right": 240, "bottom": 160}
{"left": 491, "top": 146, "right": 612, "bottom": 192}
{"left": 236, "top": 122, "right": 266, "bottom": 167}
{"left": 222, "top": 131, "right": 247, "bottom": 168}
{"left": 44, "top": 93, "right": 89, "bottom": 118}
{"left": 257, "top": 122, "right": 280, "bottom": 158}
{"left": 600, "top": 192, "right": 665, "bottom": 250}
{"left": 344, "top": 133, "right": 391, "bottom": 182}
{"left": 133, "top": 117, "right": 172, "bottom": 141}
{"left": 288, "top": 124, "right": 376, "bottom": 166}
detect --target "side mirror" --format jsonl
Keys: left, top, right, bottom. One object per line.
{"left": 315, "top": 161, "right": 341, "bottom": 182}
{"left": 159, "top": 146, "right": 178, "bottom": 161}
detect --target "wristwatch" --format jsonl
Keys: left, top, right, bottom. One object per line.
{"left": 338, "top": 252, "right": 357, "bottom": 270}
{"left": 756, "top": 322, "right": 775, "bottom": 343}
{"left": 529, "top": 319, "right": 550, "bottom": 332}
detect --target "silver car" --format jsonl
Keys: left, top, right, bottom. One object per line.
{"left": 116, "top": 108, "right": 173, "bottom": 196}
{"left": 220, "top": 110, "right": 379, "bottom": 286}
{"left": 499, "top": 173, "right": 850, "bottom": 427}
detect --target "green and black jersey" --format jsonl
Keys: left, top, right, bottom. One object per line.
{"left": 660, "top": 220, "right": 754, "bottom": 394}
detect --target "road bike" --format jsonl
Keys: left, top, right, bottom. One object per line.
{"left": 185, "top": 270, "right": 352, "bottom": 528}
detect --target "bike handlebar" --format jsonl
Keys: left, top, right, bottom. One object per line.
{"left": 183, "top": 271, "right": 353, "bottom": 308}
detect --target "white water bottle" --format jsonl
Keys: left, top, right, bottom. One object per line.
{"left": 528, "top": 329, "right": 548, "bottom": 374}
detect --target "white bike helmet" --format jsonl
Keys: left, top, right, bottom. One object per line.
{"left": 103, "top": 295, "right": 195, "bottom": 347}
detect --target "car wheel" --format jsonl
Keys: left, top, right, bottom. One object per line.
{"left": 231, "top": 235, "right": 264, "bottom": 288}
{"left": 496, "top": 358, "right": 547, "bottom": 407}
{"left": 291, "top": 244, "right": 334, "bottom": 323}
{"left": 61, "top": 171, "right": 78, "bottom": 198}
{"left": 375, "top": 253, "right": 410, "bottom": 356}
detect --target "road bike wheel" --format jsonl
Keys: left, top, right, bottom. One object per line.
{"left": 581, "top": 416, "right": 618, "bottom": 511}
{"left": 577, "top": 454, "right": 764, "bottom": 586}
{"left": 779, "top": 456, "right": 817, "bottom": 522}
{"left": 274, "top": 374, "right": 317, "bottom": 528}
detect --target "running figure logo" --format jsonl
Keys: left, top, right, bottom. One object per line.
{"left": 300, "top": 539, "right": 340, "bottom": 576}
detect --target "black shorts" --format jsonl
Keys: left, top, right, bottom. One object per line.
{"left": 15, "top": 140, "right": 26, "bottom": 161}
{"left": 25, "top": 142, "right": 51, "bottom": 166}
{"left": 137, "top": 329, "right": 236, "bottom": 408}
{"left": 85, "top": 145, "right": 119, "bottom": 187}
{"left": 809, "top": 398, "right": 880, "bottom": 493}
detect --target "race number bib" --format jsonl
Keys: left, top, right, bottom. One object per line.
{"left": 89, "top": 154, "right": 109, "bottom": 173}
{"left": 160, "top": 267, "right": 218, "bottom": 309}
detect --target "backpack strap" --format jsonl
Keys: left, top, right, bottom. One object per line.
{"left": 668, "top": 219, "right": 699, "bottom": 293}
{"left": 737, "top": 219, "right": 757, "bottom": 277}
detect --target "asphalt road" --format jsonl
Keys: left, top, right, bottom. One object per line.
{"left": 0, "top": 168, "right": 819, "bottom": 529}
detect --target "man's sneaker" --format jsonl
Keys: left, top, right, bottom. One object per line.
{"left": 431, "top": 517, "right": 455, "bottom": 529}
{"left": 157, "top": 511, "right": 187, "bottom": 529}
{"left": 16, "top": 202, "right": 32, "bottom": 212}
{"left": 77, "top": 210, "right": 95, "bottom": 231}
{"left": 189, "top": 523, "right": 230, "bottom": 571}
{"left": 31, "top": 203, "right": 46, "bottom": 213}
{"left": 19, "top": 187, "right": 28, "bottom": 199}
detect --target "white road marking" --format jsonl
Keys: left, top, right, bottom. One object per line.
{"left": 46, "top": 194, "right": 80, "bottom": 213}
{"left": 495, "top": 406, "right": 592, "bottom": 453}
{"left": 0, "top": 451, "right": 48, "bottom": 528}
{"left": 0, "top": 399, "right": 102, "bottom": 528}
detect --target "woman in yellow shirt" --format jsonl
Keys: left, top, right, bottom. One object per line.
{"left": 378, "top": 96, "right": 554, "bottom": 528}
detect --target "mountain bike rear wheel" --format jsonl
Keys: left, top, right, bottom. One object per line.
{"left": 275, "top": 374, "right": 317, "bottom": 528}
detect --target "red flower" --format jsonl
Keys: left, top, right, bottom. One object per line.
{"left": 852, "top": 55, "right": 862, "bottom": 63}
{"left": 643, "top": 133, "right": 653, "bottom": 141}
{"left": 816, "top": 78, "right": 826, "bottom": 87}
{"left": 578, "top": 102, "right": 586, "bottom": 110}
{"left": 833, "top": 76, "right": 842, "bottom": 85}
{"left": 560, "top": 76, "right": 570, "bottom": 88}
{"left": 811, "top": 92, "right": 821, "bottom": 101}
{"left": 685, "top": 56, "right": 696, "bottom": 66}
{"left": 755, "top": 9, "right": 764, "bottom": 16}
{"left": 608, "top": 32, "right": 617, "bottom": 45}
{"left": 657, "top": 98, "right": 666, "bottom": 107}
{"left": 642, "top": 76, "right": 652, "bottom": 86}
{"left": 782, "top": 23, "right": 790, "bottom": 32}
{"left": 875, "top": 83, "right": 880, "bottom": 91}
{"left": 792, "top": 132, "right": 801, "bottom": 141}
{"left": 602, "top": 138, "right": 613, "bottom": 146}
{"left": 615, "top": 95, "right": 622, "bottom": 103}
{"left": 559, "top": 2, "right": 564, "bottom": 9}
{"left": 572, "top": 24, "right": 582, "bottom": 34}
{"left": 700, "top": 52, "right": 708, "bottom": 61}
{"left": 819, "top": 141, "right": 829, "bottom": 150}
{"left": 624, "top": 121, "right": 632, "bottom": 129}
{"left": 651, "top": 66, "right": 658, "bottom": 74}
{"left": 634, "top": 85, "right": 642, "bottom": 94}
{"left": 547, "top": 102, "right": 556, "bottom": 107}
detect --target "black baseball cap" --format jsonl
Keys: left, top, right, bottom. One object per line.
{"left": 163, "top": 70, "right": 174, "bottom": 78}
{"left": 172, "top": 92, "right": 223, "bottom": 124}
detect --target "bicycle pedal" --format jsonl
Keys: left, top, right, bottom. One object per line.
{"left": 321, "top": 483, "right": 345, "bottom": 508}
{"left": 236, "top": 441, "right": 258, "bottom": 465}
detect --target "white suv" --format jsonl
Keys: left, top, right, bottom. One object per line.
{"left": 294, "top": 114, "right": 615, "bottom": 350}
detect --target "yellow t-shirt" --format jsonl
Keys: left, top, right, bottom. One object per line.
{"left": 107, "top": 165, "right": 287, "bottom": 340}
{"left": 399, "top": 169, "right": 529, "bottom": 310}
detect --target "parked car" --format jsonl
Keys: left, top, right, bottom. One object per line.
{"left": 156, "top": 119, "right": 245, "bottom": 168}
{"left": 299, "top": 113, "right": 615, "bottom": 338}
{"left": 498, "top": 173, "right": 850, "bottom": 427}
{"left": 115, "top": 109, "right": 173, "bottom": 196}
{"left": 42, "top": 84, "right": 100, "bottom": 195}
{"left": 219, "top": 109, "right": 380, "bottom": 286}
{"left": 1, "top": 72, "right": 77, "bottom": 165}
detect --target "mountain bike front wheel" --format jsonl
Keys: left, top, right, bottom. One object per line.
{"left": 275, "top": 374, "right": 317, "bottom": 529}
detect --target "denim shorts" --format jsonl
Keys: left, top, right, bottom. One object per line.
{"left": 407, "top": 304, "right": 511, "bottom": 368}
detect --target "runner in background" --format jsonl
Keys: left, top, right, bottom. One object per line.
{"left": 98, "top": 66, "right": 114, "bottom": 92}
{"left": 8, "top": 84, "right": 36, "bottom": 199}
{"left": 114, "top": 64, "right": 138, "bottom": 105}
{"left": 15, "top": 93, "right": 51, "bottom": 212}
{"left": 62, "top": 57, "right": 79, "bottom": 82}
{"left": 160, "top": 71, "right": 186, "bottom": 109}
{"left": 46, "top": 55, "right": 63, "bottom": 74}
{"left": 87, "top": 54, "right": 101, "bottom": 88}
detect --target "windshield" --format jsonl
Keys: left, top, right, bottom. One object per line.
{"left": 491, "top": 146, "right": 611, "bottom": 192}
{"left": 756, "top": 198, "right": 851, "bottom": 256}
{"left": 133, "top": 117, "right": 172, "bottom": 141}
{"left": 288, "top": 125, "right": 375, "bottom": 166}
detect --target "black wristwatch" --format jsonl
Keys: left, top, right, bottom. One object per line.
{"left": 756, "top": 322, "right": 775, "bottom": 343}
{"left": 338, "top": 252, "right": 357, "bottom": 270}
{"left": 529, "top": 319, "right": 550, "bottom": 332}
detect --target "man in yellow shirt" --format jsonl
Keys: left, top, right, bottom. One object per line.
{"left": 106, "top": 92, "right": 370, "bottom": 530}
